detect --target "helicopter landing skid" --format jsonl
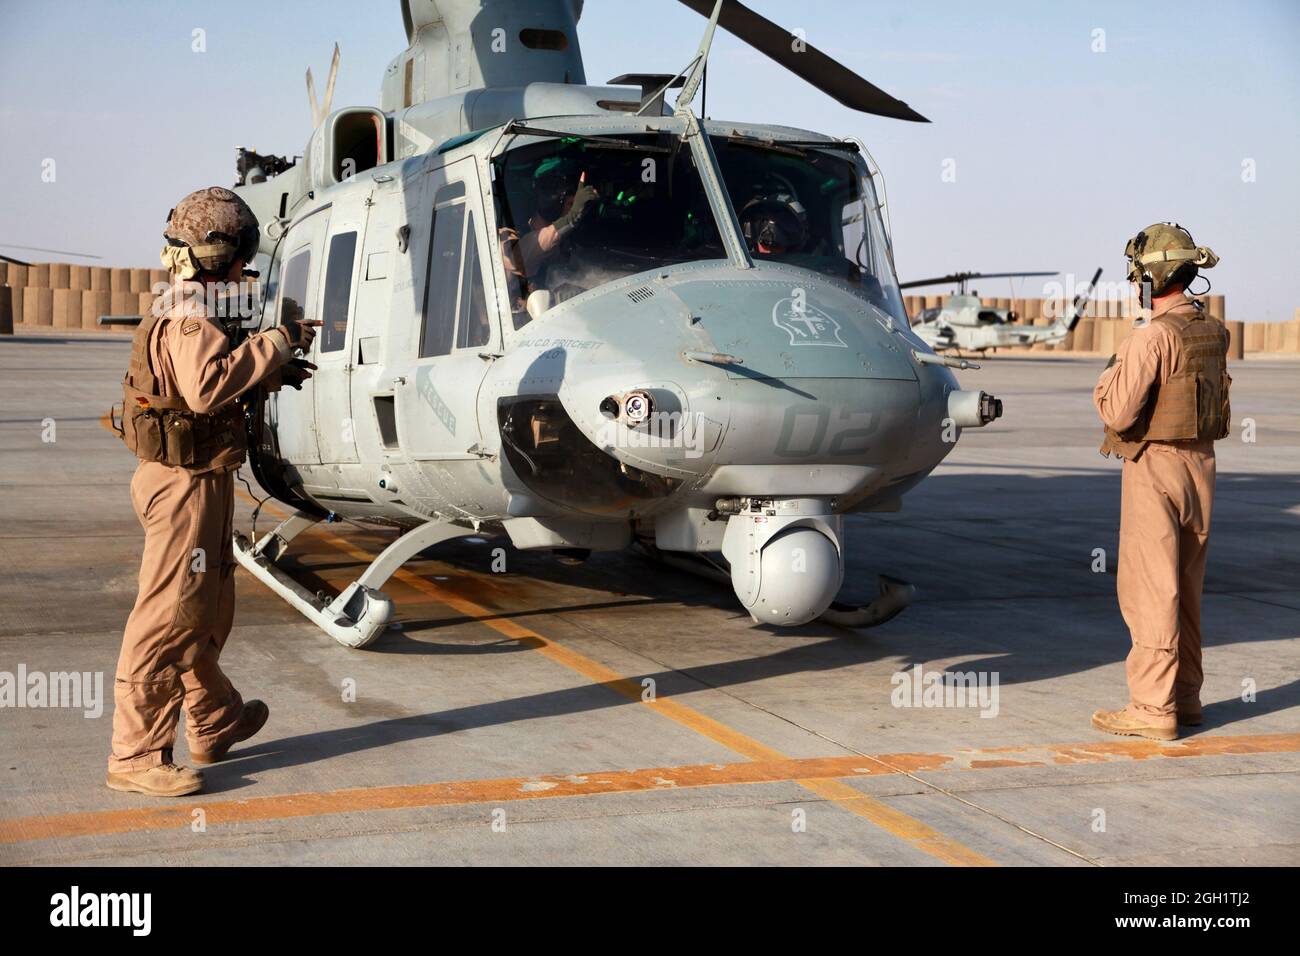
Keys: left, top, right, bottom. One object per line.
{"left": 233, "top": 512, "right": 471, "bottom": 649}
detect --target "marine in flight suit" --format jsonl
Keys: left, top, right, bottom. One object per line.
{"left": 1091, "top": 223, "right": 1226, "bottom": 741}
{"left": 107, "top": 187, "right": 318, "bottom": 796}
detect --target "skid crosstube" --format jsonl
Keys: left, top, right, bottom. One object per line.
{"left": 233, "top": 511, "right": 473, "bottom": 648}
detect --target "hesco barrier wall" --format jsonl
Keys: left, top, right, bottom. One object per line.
{"left": 2, "top": 259, "right": 1297, "bottom": 355}
{"left": 2, "top": 260, "right": 168, "bottom": 335}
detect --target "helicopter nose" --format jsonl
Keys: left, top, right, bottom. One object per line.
{"left": 493, "top": 265, "right": 966, "bottom": 498}
{"left": 658, "top": 269, "right": 961, "bottom": 488}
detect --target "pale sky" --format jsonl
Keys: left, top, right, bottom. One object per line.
{"left": 1, "top": 0, "right": 1297, "bottom": 320}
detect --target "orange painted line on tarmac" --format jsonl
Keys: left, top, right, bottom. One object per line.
{"left": 2, "top": 734, "right": 1294, "bottom": 847}
{"left": 236, "top": 492, "right": 784, "bottom": 760}
{"left": 319, "top": 524, "right": 791, "bottom": 760}
{"left": 234, "top": 493, "right": 998, "bottom": 861}
{"left": 232, "top": 490, "right": 991, "bottom": 863}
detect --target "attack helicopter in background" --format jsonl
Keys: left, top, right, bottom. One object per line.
{"left": 226, "top": 0, "right": 1005, "bottom": 649}
{"left": 903, "top": 268, "right": 1102, "bottom": 353}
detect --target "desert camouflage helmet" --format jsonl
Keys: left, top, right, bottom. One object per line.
{"left": 1124, "top": 222, "right": 1219, "bottom": 295}
{"left": 160, "top": 186, "right": 260, "bottom": 278}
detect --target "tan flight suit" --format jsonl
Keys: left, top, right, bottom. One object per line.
{"left": 1093, "top": 295, "right": 1230, "bottom": 721}
{"left": 499, "top": 216, "right": 564, "bottom": 311}
{"left": 109, "top": 282, "right": 293, "bottom": 773}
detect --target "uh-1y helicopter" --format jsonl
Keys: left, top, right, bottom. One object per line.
{"left": 227, "top": 0, "right": 1005, "bottom": 649}
{"left": 904, "top": 268, "right": 1102, "bottom": 353}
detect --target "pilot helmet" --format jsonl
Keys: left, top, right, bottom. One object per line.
{"left": 533, "top": 155, "right": 578, "bottom": 221}
{"left": 739, "top": 192, "right": 808, "bottom": 255}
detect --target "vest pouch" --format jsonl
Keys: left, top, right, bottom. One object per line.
{"left": 130, "top": 407, "right": 165, "bottom": 462}
{"left": 1213, "top": 370, "right": 1231, "bottom": 440}
{"left": 1142, "top": 375, "right": 1197, "bottom": 442}
{"left": 195, "top": 406, "right": 248, "bottom": 470}
{"left": 165, "top": 414, "right": 197, "bottom": 467}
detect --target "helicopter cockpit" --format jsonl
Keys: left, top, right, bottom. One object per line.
{"left": 493, "top": 131, "right": 727, "bottom": 326}
{"left": 491, "top": 129, "right": 909, "bottom": 331}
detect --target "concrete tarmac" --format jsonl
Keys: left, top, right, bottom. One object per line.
{"left": 1, "top": 330, "right": 1297, "bottom": 866}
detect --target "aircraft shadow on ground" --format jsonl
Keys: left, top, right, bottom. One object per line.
{"left": 202, "top": 469, "right": 1299, "bottom": 790}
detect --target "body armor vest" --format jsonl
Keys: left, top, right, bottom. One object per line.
{"left": 111, "top": 295, "right": 247, "bottom": 470}
{"left": 1101, "top": 303, "right": 1230, "bottom": 462}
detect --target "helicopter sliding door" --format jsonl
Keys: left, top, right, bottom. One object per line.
{"left": 393, "top": 158, "right": 498, "bottom": 461}
{"left": 313, "top": 203, "right": 365, "bottom": 464}
{"left": 265, "top": 203, "right": 330, "bottom": 466}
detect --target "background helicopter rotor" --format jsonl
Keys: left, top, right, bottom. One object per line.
{"left": 900, "top": 271, "right": 1059, "bottom": 294}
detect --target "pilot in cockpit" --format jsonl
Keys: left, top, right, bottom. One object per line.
{"left": 739, "top": 189, "right": 893, "bottom": 313}
{"left": 738, "top": 191, "right": 808, "bottom": 258}
{"left": 499, "top": 156, "right": 599, "bottom": 307}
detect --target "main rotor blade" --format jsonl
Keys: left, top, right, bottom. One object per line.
{"left": 899, "top": 270, "right": 1059, "bottom": 290}
{"left": 675, "top": 0, "right": 928, "bottom": 122}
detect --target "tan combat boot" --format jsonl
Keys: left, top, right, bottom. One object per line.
{"left": 1091, "top": 707, "right": 1177, "bottom": 741}
{"left": 190, "top": 699, "right": 270, "bottom": 765}
{"left": 106, "top": 762, "right": 204, "bottom": 797}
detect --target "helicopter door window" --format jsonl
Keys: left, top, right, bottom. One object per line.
{"left": 420, "top": 196, "right": 466, "bottom": 358}
{"left": 277, "top": 247, "right": 312, "bottom": 335}
{"left": 320, "top": 231, "right": 357, "bottom": 353}
{"left": 456, "top": 209, "right": 490, "bottom": 350}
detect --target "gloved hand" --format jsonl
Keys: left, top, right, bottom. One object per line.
{"left": 281, "top": 358, "right": 317, "bottom": 390}
{"left": 554, "top": 182, "right": 599, "bottom": 236}
{"left": 281, "top": 318, "right": 322, "bottom": 352}
{"left": 568, "top": 181, "right": 598, "bottom": 220}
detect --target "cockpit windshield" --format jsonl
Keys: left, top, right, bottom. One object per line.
{"left": 710, "top": 136, "right": 909, "bottom": 326}
{"left": 492, "top": 131, "right": 726, "bottom": 327}
{"left": 491, "top": 128, "right": 909, "bottom": 331}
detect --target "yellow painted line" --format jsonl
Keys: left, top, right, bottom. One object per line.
{"left": 3, "top": 734, "right": 1294, "bottom": 846}
{"left": 233, "top": 490, "right": 992, "bottom": 863}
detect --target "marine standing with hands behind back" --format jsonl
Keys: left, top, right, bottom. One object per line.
{"left": 107, "top": 186, "right": 320, "bottom": 796}
{"left": 1092, "top": 222, "right": 1226, "bottom": 741}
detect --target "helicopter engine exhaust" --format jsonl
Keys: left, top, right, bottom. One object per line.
{"left": 720, "top": 497, "right": 846, "bottom": 626}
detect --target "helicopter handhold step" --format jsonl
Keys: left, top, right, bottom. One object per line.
{"left": 233, "top": 514, "right": 474, "bottom": 649}
{"left": 818, "top": 575, "right": 916, "bottom": 629}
